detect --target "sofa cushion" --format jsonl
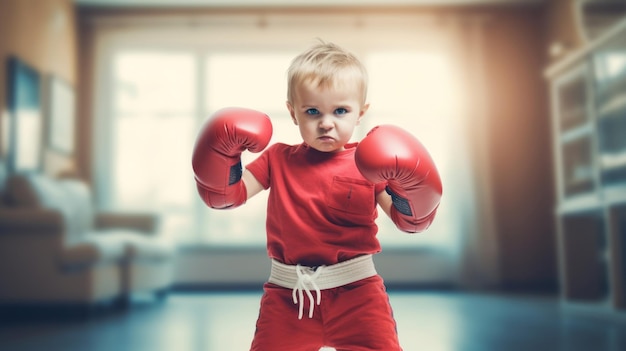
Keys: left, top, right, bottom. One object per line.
{"left": 6, "top": 174, "right": 65, "bottom": 208}
{"left": 5, "top": 174, "right": 95, "bottom": 245}
{"left": 5, "top": 174, "right": 74, "bottom": 231}
{"left": 93, "top": 229, "right": 174, "bottom": 261}
{"left": 60, "top": 235, "right": 127, "bottom": 270}
{"left": 59, "top": 178, "right": 95, "bottom": 242}
{"left": 123, "top": 234, "right": 173, "bottom": 261}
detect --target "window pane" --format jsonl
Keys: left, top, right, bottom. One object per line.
{"left": 112, "top": 52, "right": 196, "bottom": 243}
{"left": 198, "top": 50, "right": 461, "bottom": 248}
{"left": 199, "top": 53, "right": 298, "bottom": 245}
{"left": 115, "top": 53, "right": 195, "bottom": 113}
{"left": 366, "top": 51, "right": 460, "bottom": 247}
{"left": 205, "top": 53, "right": 295, "bottom": 112}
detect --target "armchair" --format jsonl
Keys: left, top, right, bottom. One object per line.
{"left": 0, "top": 173, "right": 175, "bottom": 307}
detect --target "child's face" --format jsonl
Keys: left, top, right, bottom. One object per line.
{"left": 287, "top": 80, "right": 368, "bottom": 153}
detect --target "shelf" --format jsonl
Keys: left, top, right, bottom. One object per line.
{"left": 545, "top": 16, "right": 626, "bottom": 79}
{"left": 562, "top": 136, "right": 595, "bottom": 197}
{"left": 601, "top": 152, "right": 626, "bottom": 171}
{"left": 608, "top": 205, "right": 626, "bottom": 309}
{"left": 597, "top": 92, "right": 626, "bottom": 118}
{"left": 549, "top": 15, "right": 626, "bottom": 317}
{"left": 558, "top": 193, "right": 602, "bottom": 214}
{"left": 602, "top": 184, "right": 626, "bottom": 205}
{"left": 560, "top": 211, "right": 608, "bottom": 302}
{"left": 601, "top": 164, "right": 626, "bottom": 186}
{"left": 560, "top": 123, "right": 593, "bottom": 143}
{"left": 563, "top": 106, "right": 586, "bottom": 119}
{"left": 558, "top": 81, "right": 588, "bottom": 131}
{"left": 561, "top": 106, "right": 588, "bottom": 132}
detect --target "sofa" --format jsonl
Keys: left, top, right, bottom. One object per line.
{"left": 0, "top": 173, "right": 175, "bottom": 308}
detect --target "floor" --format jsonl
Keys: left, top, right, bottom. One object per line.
{"left": 1, "top": 291, "right": 626, "bottom": 351}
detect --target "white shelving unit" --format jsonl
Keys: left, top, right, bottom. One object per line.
{"left": 547, "top": 16, "right": 626, "bottom": 316}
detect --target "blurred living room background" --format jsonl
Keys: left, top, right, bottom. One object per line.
{"left": 1, "top": 0, "right": 626, "bottom": 350}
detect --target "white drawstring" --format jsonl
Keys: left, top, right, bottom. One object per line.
{"left": 292, "top": 264, "right": 324, "bottom": 319}
{"left": 268, "top": 255, "right": 378, "bottom": 320}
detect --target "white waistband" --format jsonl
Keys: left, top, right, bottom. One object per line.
{"left": 268, "top": 254, "right": 377, "bottom": 290}
{"left": 268, "top": 255, "right": 378, "bottom": 319}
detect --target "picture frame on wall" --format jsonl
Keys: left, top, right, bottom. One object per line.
{"left": 46, "top": 75, "right": 76, "bottom": 155}
{"left": 5, "top": 56, "right": 43, "bottom": 174}
{"left": 1, "top": 109, "right": 9, "bottom": 159}
{"left": 0, "top": 109, "right": 9, "bottom": 176}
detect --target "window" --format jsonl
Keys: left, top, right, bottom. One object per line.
{"left": 108, "top": 52, "right": 197, "bottom": 243}
{"left": 201, "top": 53, "right": 297, "bottom": 246}
{"left": 96, "top": 16, "right": 464, "bottom": 251}
{"left": 366, "top": 52, "right": 461, "bottom": 247}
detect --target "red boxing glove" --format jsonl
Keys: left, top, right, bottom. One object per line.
{"left": 192, "top": 107, "right": 273, "bottom": 209}
{"left": 355, "top": 125, "right": 442, "bottom": 233}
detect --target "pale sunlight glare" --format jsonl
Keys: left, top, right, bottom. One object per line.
{"left": 206, "top": 53, "right": 293, "bottom": 114}
{"left": 15, "top": 110, "right": 42, "bottom": 171}
{"left": 201, "top": 53, "right": 298, "bottom": 245}
{"left": 110, "top": 49, "right": 462, "bottom": 249}
{"left": 113, "top": 52, "right": 196, "bottom": 243}
{"left": 367, "top": 51, "right": 461, "bottom": 248}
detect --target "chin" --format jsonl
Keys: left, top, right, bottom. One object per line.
{"left": 316, "top": 145, "right": 342, "bottom": 153}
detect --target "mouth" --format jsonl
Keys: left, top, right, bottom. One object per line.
{"left": 317, "top": 136, "right": 334, "bottom": 142}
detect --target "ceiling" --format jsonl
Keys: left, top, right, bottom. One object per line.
{"left": 74, "top": 0, "right": 542, "bottom": 8}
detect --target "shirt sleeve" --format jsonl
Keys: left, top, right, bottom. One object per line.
{"left": 374, "top": 181, "right": 387, "bottom": 195}
{"left": 245, "top": 144, "right": 274, "bottom": 190}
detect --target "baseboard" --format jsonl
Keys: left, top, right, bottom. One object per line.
{"left": 171, "top": 282, "right": 458, "bottom": 293}
{"left": 172, "top": 283, "right": 263, "bottom": 293}
{"left": 0, "top": 298, "right": 124, "bottom": 323}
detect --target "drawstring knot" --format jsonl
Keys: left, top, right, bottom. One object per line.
{"left": 292, "top": 265, "right": 324, "bottom": 319}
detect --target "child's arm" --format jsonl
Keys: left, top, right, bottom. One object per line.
{"left": 242, "top": 170, "right": 265, "bottom": 200}
{"left": 192, "top": 107, "right": 272, "bottom": 209}
{"left": 376, "top": 189, "right": 393, "bottom": 219}
{"left": 357, "top": 125, "right": 442, "bottom": 233}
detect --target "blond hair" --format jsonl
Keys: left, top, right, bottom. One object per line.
{"left": 286, "top": 40, "right": 368, "bottom": 105}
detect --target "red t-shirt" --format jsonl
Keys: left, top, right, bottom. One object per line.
{"left": 246, "top": 142, "right": 387, "bottom": 266}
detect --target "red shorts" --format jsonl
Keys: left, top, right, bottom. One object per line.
{"left": 250, "top": 275, "right": 402, "bottom": 351}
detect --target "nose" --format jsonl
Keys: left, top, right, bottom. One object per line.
{"left": 319, "top": 114, "right": 334, "bottom": 130}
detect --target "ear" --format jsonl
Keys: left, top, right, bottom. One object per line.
{"left": 286, "top": 101, "right": 298, "bottom": 125}
{"left": 357, "top": 103, "right": 370, "bottom": 126}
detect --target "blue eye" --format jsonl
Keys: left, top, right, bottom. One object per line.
{"left": 335, "top": 108, "right": 348, "bottom": 115}
{"left": 305, "top": 108, "right": 320, "bottom": 115}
